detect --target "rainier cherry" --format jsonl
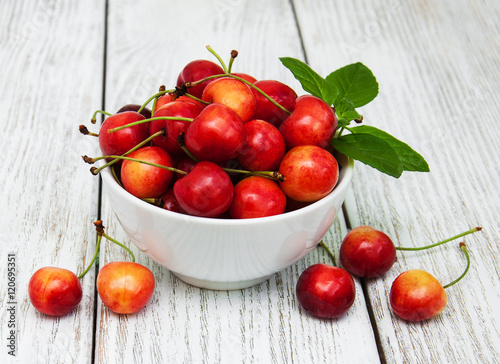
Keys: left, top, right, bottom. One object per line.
{"left": 121, "top": 146, "right": 174, "bottom": 199}
{"left": 28, "top": 267, "right": 83, "bottom": 316}
{"left": 279, "top": 145, "right": 339, "bottom": 202}
{"left": 201, "top": 77, "right": 256, "bottom": 123}
{"left": 97, "top": 261, "right": 155, "bottom": 314}
{"left": 390, "top": 242, "right": 473, "bottom": 322}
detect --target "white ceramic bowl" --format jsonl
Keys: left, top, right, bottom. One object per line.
{"left": 100, "top": 153, "right": 354, "bottom": 290}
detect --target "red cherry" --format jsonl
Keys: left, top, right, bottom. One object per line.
{"left": 237, "top": 119, "right": 286, "bottom": 172}
{"left": 279, "top": 95, "right": 337, "bottom": 149}
{"left": 97, "top": 261, "right": 155, "bottom": 314}
{"left": 99, "top": 111, "right": 149, "bottom": 162}
{"left": 149, "top": 100, "right": 202, "bottom": 156}
{"left": 296, "top": 264, "right": 356, "bottom": 319}
{"left": 201, "top": 77, "right": 256, "bottom": 123}
{"left": 390, "top": 269, "right": 447, "bottom": 322}
{"left": 155, "top": 94, "right": 205, "bottom": 111}
{"left": 279, "top": 145, "right": 339, "bottom": 202}
{"left": 159, "top": 189, "right": 183, "bottom": 213}
{"left": 251, "top": 80, "right": 297, "bottom": 127}
{"left": 28, "top": 267, "right": 83, "bottom": 316}
{"left": 120, "top": 146, "right": 174, "bottom": 198}
{"left": 339, "top": 226, "right": 397, "bottom": 278}
{"left": 229, "top": 176, "right": 287, "bottom": 219}
{"left": 231, "top": 72, "right": 257, "bottom": 83}
{"left": 184, "top": 103, "right": 246, "bottom": 163}
{"left": 176, "top": 59, "right": 224, "bottom": 98}
{"left": 173, "top": 161, "right": 233, "bottom": 218}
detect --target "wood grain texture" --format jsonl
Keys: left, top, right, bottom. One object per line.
{"left": 0, "top": 0, "right": 104, "bottom": 363}
{"left": 95, "top": 0, "right": 379, "bottom": 363}
{"left": 293, "top": 0, "right": 500, "bottom": 362}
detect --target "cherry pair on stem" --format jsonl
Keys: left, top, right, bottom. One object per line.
{"left": 295, "top": 226, "right": 481, "bottom": 321}
{"left": 28, "top": 221, "right": 154, "bottom": 317}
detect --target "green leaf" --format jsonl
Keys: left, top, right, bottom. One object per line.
{"left": 326, "top": 62, "right": 378, "bottom": 108}
{"left": 335, "top": 98, "right": 362, "bottom": 122}
{"left": 348, "top": 125, "right": 429, "bottom": 172}
{"left": 279, "top": 57, "right": 338, "bottom": 105}
{"left": 331, "top": 134, "right": 403, "bottom": 178}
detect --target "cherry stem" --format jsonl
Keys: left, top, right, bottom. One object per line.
{"left": 79, "top": 125, "right": 99, "bottom": 137}
{"left": 227, "top": 49, "right": 238, "bottom": 74}
{"left": 395, "top": 227, "right": 482, "bottom": 251}
{"left": 84, "top": 128, "right": 166, "bottom": 174}
{"left": 223, "top": 168, "right": 285, "bottom": 182}
{"left": 183, "top": 93, "right": 210, "bottom": 105}
{"left": 91, "top": 110, "right": 112, "bottom": 124}
{"left": 443, "top": 242, "right": 470, "bottom": 289}
{"left": 90, "top": 155, "right": 188, "bottom": 176}
{"left": 77, "top": 220, "right": 136, "bottom": 279}
{"left": 107, "top": 116, "right": 193, "bottom": 133}
{"left": 186, "top": 73, "right": 291, "bottom": 115}
{"left": 206, "top": 45, "right": 228, "bottom": 74}
{"left": 137, "top": 88, "right": 175, "bottom": 114}
{"left": 319, "top": 240, "right": 337, "bottom": 267}
{"left": 77, "top": 234, "right": 102, "bottom": 279}
{"left": 102, "top": 232, "right": 136, "bottom": 263}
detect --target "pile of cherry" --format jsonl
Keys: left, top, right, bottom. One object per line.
{"left": 28, "top": 47, "right": 483, "bottom": 323}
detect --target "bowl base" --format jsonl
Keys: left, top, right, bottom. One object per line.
{"left": 172, "top": 272, "right": 274, "bottom": 290}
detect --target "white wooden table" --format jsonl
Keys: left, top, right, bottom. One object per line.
{"left": 1, "top": 0, "right": 499, "bottom": 363}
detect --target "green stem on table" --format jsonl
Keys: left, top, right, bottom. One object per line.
{"left": 319, "top": 240, "right": 337, "bottom": 267}
{"left": 103, "top": 233, "right": 136, "bottom": 263}
{"left": 443, "top": 242, "right": 470, "bottom": 289}
{"left": 395, "top": 227, "right": 482, "bottom": 251}
{"left": 77, "top": 234, "right": 102, "bottom": 279}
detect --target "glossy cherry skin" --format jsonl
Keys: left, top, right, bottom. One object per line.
{"left": 185, "top": 103, "right": 246, "bottom": 163}
{"left": 176, "top": 59, "right": 224, "bottom": 98}
{"left": 251, "top": 79, "right": 297, "bottom": 127}
{"left": 159, "top": 189, "right": 183, "bottom": 213}
{"left": 173, "top": 161, "right": 233, "bottom": 218}
{"left": 155, "top": 94, "right": 205, "bottom": 111}
{"left": 339, "top": 226, "right": 397, "bottom": 278}
{"left": 237, "top": 119, "right": 286, "bottom": 172}
{"left": 279, "top": 95, "right": 337, "bottom": 149}
{"left": 296, "top": 264, "right": 356, "bottom": 319}
{"left": 229, "top": 176, "right": 287, "bottom": 219}
{"left": 202, "top": 77, "right": 256, "bottom": 123}
{"left": 99, "top": 111, "right": 149, "bottom": 161}
{"left": 149, "top": 100, "right": 202, "bottom": 156}
{"left": 279, "top": 145, "right": 339, "bottom": 202}
{"left": 28, "top": 267, "right": 83, "bottom": 316}
{"left": 96, "top": 261, "right": 155, "bottom": 314}
{"left": 390, "top": 269, "right": 447, "bottom": 322}
{"left": 120, "top": 146, "right": 174, "bottom": 199}
{"left": 231, "top": 72, "right": 257, "bottom": 83}
{"left": 117, "top": 104, "right": 152, "bottom": 119}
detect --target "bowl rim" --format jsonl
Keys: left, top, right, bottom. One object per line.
{"left": 100, "top": 153, "right": 354, "bottom": 227}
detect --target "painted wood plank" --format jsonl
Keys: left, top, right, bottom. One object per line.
{"left": 0, "top": 0, "right": 105, "bottom": 363}
{"left": 94, "top": 0, "right": 380, "bottom": 363}
{"left": 292, "top": 0, "right": 500, "bottom": 362}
